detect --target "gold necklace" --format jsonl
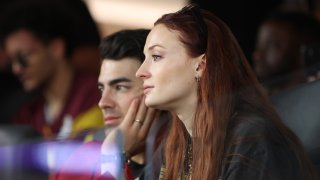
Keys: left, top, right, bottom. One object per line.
{"left": 183, "top": 136, "right": 192, "bottom": 179}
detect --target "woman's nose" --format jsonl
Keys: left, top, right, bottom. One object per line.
{"left": 136, "top": 60, "right": 150, "bottom": 79}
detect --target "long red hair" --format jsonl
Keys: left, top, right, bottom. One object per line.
{"left": 155, "top": 4, "right": 317, "bottom": 180}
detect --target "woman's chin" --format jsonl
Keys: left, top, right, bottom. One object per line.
{"left": 145, "top": 99, "right": 171, "bottom": 111}
{"left": 145, "top": 99, "right": 156, "bottom": 108}
{"left": 145, "top": 97, "right": 160, "bottom": 108}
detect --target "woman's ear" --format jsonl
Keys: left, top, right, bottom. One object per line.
{"left": 194, "top": 54, "right": 206, "bottom": 77}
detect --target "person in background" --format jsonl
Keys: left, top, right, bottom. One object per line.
{"left": 252, "top": 11, "right": 320, "bottom": 95}
{"left": 0, "top": 0, "right": 103, "bottom": 140}
{"left": 0, "top": 0, "right": 102, "bottom": 125}
{"left": 0, "top": 47, "right": 33, "bottom": 124}
{"left": 61, "top": 0, "right": 102, "bottom": 75}
{"left": 0, "top": 0, "right": 33, "bottom": 125}
{"left": 101, "top": 3, "right": 318, "bottom": 179}
{"left": 51, "top": 29, "right": 168, "bottom": 180}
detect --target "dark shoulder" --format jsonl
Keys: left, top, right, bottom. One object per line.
{"left": 226, "top": 112, "right": 291, "bottom": 162}
{"left": 226, "top": 112, "right": 276, "bottom": 160}
{"left": 228, "top": 112, "right": 273, "bottom": 140}
{"left": 222, "top": 113, "right": 303, "bottom": 180}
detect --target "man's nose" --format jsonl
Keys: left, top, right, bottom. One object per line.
{"left": 98, "top": 90, "right": 116, "bottom": 109}
{"left": 12, "top": 62, "right": 24, "bottom": 75}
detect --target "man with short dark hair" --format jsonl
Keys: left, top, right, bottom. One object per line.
{"left": 51, "top": 29, "right": 167, "bottom": 180}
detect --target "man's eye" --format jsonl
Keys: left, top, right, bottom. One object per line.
{"left": 12, "top": 51, "right": 29, "bottom": 67}
{"left": 115, "top": 85, "right": 129, "bottom": 91}
{"left": 152, "top": 55, "right": 162, "bottom": 62}
{"left": 98, "top": 86, "right": 103, "bottom": 93}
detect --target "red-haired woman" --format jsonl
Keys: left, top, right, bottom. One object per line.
{"left": 102, "top": 4, "right": 318, "bottom": 180}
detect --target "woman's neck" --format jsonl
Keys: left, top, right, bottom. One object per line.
{"left": 166, "top": 81, "right": 198, "bottom": 136}
{"left": 175, "top": 96, "right": 197, "bottom": 136}
{"left": 177, "top": 112, "right": 194, "bottom": 136}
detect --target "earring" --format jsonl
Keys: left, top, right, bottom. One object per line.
{"left": 195, "top": 76, "right": 200, "bottom": 82}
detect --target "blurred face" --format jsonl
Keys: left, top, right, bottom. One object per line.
{"left": 252, "top": 21, "right": 298, "bottom": 82}
{"left": 136, "top": 24, "right": 198, "bottom": 111}
{"left": 98, "top": 58, "right": 143, "bottom": 126}
{"left": 4, "top": 29, "right": 56, "bottom": 91}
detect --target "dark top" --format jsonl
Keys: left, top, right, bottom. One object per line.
{"left": 128, "top": 160, "right": 145, "bottom": 178}
{"left": 158, "top": 112, "right": 308, "bottom": 179}
{"left": 0, "top": 71, "right": 32, "bottom": 124}
{"left": 221, "top": 112, "right": 305, "bottom": 180}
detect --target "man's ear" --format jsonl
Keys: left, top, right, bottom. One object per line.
{"left": 194, "top": 54, "right": 206, "bottom": 77}
{"left": 48, "top": 38, "right": 66, "bottom": 59}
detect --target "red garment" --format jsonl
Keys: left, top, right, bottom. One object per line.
{"left": 13, "top": 73, "right": 101, "bottom": 137}
{"left": 50, "top": 141, "right": 134, "bottom": 180}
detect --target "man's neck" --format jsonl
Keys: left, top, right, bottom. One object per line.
{"left": 130, "top": 153, "right": 145, "bottom": 165}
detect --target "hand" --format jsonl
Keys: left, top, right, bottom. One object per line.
{"left": 100, "top": 96, "right": 157, "bottom": 175}
{"left": 118, "top": 95, "right": 158, "bottom": 156}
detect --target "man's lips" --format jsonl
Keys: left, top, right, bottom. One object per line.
{"left": 104, "top": 116, "right": 121, "bottom": 125}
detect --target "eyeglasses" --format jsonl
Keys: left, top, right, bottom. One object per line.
{"left": 179, "top": 3, "right": 208, "bottom": 40}
{"left": 12, "top": 51, "right": 29, "bottom": 68}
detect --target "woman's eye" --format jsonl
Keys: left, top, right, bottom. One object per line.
{"left": 151, "top": 55, "right": 161, "bottom": 62}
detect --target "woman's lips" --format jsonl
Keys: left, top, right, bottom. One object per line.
{"left": 143, "top": 85, "right": 153, "bottom": 94}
